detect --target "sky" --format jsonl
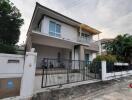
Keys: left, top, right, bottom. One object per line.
{"left": 10, "top": 0, "right": 132, "bottom": 44}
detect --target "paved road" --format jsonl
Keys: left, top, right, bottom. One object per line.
{"left": 33, "top": 76, "right": 132, "bottom": 100}
{"left": 75, "top": 76, "right": 132, "bottom": 100}
{"left": 92, "top": 79, "right": 132, "bottom": 100}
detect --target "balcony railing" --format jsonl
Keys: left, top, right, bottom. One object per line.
{"left": 78, "top": 36, "right": 92, "bottom": 44}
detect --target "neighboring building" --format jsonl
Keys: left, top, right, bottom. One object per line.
{"left": 26, "top": 2, "right": 101, "bottom": 68}
{"left": 95, "top": 38, "right": 113, "bottom": 55}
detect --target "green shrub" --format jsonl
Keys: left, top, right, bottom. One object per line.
{"left": 0, "top": 43, "right": 16, "bottom": 54}
{"left": 93, "top": 54, "right": 117, "bottom": 62}
{"left": 116, "top": 55, "right": 125, "bottom": 62}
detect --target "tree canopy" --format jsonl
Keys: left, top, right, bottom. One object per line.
{"left": 0, "top": 0, "right": 24, "bottom": 45}
{"left": 104, "top": 34, "right": 132, "bottom": 62}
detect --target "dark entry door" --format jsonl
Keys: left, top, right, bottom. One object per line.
{"left": 85, "top": 54, "right": 89, "bottom": 61}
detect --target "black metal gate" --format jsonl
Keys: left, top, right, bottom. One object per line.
{"left": 41, "top": 58, "right": 101, "bottom": 88}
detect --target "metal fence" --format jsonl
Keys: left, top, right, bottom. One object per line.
{"left": 106, "top": 62, "right": 132, "bottom": 73}
{"left": 41, "top": 58, "right": 101, "bottom": 88}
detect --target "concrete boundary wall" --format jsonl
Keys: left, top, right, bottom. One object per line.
{"left": 0, "top": 53, "right": 24, "bottom": 78}
{"left": 101, "top": 61, "right": 132, "bottom": 81}
{"left": 0, "top": 49, "right": 37, "bottom": 99}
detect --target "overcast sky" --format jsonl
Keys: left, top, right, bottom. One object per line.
{"left": 10, "top": 0, "right": 132, "bottom": 44}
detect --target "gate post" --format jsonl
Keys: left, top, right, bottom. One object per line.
{"left": 101, "top": 61, "right": 107, "bottom": 81}
{"left": 20, "top": 48, "right": 37, "bottom": 99}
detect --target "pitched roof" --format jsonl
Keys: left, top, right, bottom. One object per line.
{"left": 27, "top": 2, "right": 101, "bottom": 35}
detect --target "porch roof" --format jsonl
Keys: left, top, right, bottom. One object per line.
{"left": 84, "top": 42, "right": 99, "bottom": 52}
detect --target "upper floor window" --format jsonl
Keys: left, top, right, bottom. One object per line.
{"left": 81, "top": 33, "right": 90, "bottom": 41}
{"left": 49, "top": 21, "right": 61, "bottom": 37}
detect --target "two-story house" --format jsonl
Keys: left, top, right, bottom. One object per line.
{"left": 26, "top": 2, "right": 101, "bottom": 68}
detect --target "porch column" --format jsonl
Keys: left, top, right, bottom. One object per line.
{"left": 80, "top": 45, "right": 84, "bottom": 61}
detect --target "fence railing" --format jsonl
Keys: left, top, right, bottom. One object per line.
{"left": 41, "top": 58, "right": 101, "bottom": 88}
{"left": 106, "top": 62, "right": 132, "bottom": 73}
{"left": 101, "top": 62, "right": 132, "bottom": 81}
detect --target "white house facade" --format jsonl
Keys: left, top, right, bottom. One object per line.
{"left": 26, "top": 2, "right": 101, "bottom": 68}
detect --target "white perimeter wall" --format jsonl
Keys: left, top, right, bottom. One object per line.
{"left": 101, "top": 61, "right": 132, "bottom": 81}
{"left": 41, "top": 16, "right": 78, "bottom": 42}
{"left": 0, "top": 49, "right": 37, "bottom": 99}
{"left": 0, "top": 53, "right": 24, "bottom": 78}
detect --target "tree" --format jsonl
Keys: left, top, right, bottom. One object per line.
{"left": 104, "top": 34, "right": 132, "bottom": 62}
{"left": 0, "top": 0, "right": 24, "bottom": 53}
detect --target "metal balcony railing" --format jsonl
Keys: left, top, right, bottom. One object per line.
{"left": 78, "top": 36, "right": 92, "bottom": 44}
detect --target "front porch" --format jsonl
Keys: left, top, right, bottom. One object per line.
{"left": 31, "top": 32, "right": 81, "bottom": 68}
{"left": 30, "top": 31, "right": 98, "bottom": 68}
{"left": 33, "top": 44, "right": 97, "bottom": 70}
{"left": 33, "top": 44, "right": 73, "bottom": 68}
{"left": 30, "top": 33, "right": 101, "bottom": 87}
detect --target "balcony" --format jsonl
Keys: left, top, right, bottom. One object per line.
{"left": 32, "top": 29, "right": 90, "bottom": 46}
{"left": 78, "top": 36, "right": 93, "bottom": 44}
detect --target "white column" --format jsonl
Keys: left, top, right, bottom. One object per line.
{"left": 101, "top": 61, "right": 107, "bottom": 81}
{"left": 20, "top": 48, "right": 37, "bottom": 99}
{"left": 80, "top": 45, "right": 84, "bottom": 61}
{"left": 71, "top": 46, "right": 75, "bottom": 69}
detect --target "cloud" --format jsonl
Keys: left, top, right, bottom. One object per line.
{"left": 10, "top": 0, "right": 132, "bottom": 44}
